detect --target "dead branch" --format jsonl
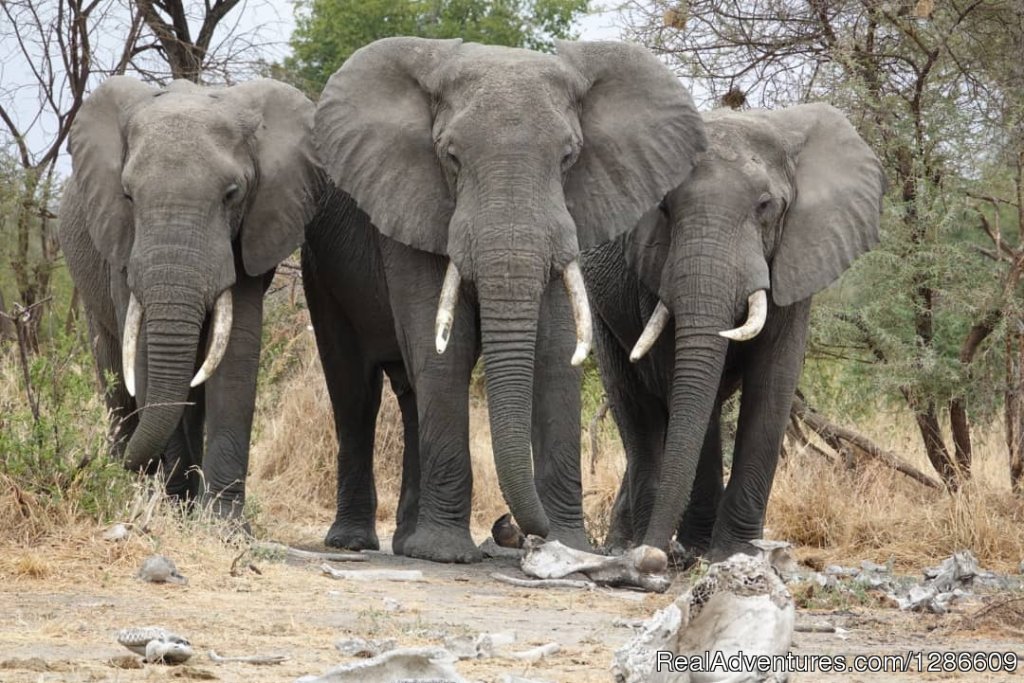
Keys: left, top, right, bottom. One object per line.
{"left": 790, "top": 397, "right": 942, "bottom": 490}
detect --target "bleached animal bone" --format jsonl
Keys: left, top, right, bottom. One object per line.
{"left": 208, "top": 650, "right": 289, "bottom": 665}
{"left": 117, "top": 627, "right": 192, "bottom": 664}
{"left": 613, "top": 547, "right": 795, "bottom": 683}
{"left": 137, "top": 555, "right": 187, "bottom": 585}
{"left": 320, "top": 564, "right": 424, "bottom": 582}
{"left": 296, "top": 647, "right": 466, "bottom": 683}
{"left": 252, "top": 542, "right": 366, "bottom": 563}
{"left": 521, "top": 537, "right": 670, "bottom": 593}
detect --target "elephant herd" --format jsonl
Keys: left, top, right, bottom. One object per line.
{"left": 59, "top": 37, "right": 886, "bottom": 565}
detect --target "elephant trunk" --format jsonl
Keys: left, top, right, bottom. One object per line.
{"left": 122, "top": 286, "right": 207, "bottom": 471}
{"left": 476, "top": 249, "right": 551, "bottom": 539}
{"left": 640, "top": 209, "right": 739, "bottom": 549}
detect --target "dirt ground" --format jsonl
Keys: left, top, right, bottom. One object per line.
{"left": 1, "top": 526, "right": 1022, "bottom": 683}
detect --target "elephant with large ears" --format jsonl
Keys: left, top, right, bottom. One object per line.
{"left": 582, "top": 103, "right": 886, "bottom": 561}
{"left": 59, "top": 76, "right": 321, "bottom": 517}
{"left": 307, "top": 37, "right": 706, "bottom": 562}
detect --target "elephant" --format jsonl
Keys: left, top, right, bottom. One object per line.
{"left": 58, "top": 76, "right": 322, "bottom": 518}
{"left": 303, "top": 37, "right": 706, "bottom": 563}
{"left": 581, "top": 103, "right": 886, "bottom": 561}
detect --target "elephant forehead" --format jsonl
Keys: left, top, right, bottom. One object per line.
{"left": 705, "top": 117, "right": 788, "bottom": 169}
{"left": 128, "top": 95, "right": 245, "bottom": 147}
{"left": 443, "top": 48, "right": 576, "bottom": 107}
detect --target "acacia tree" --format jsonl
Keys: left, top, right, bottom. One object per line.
{"left": 622, "top": 0, "right": 1022, "bottom": 490}
{"left": 283, "top": 0, "right": 589, "bottom": 95}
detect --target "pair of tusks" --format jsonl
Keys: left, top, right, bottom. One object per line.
{"left": 629, "top": 289, "right": 768, "bottom": 362}
{"left": 434, "top": 260, "right": 593, "bottom": 367}
{"left": 121, "top": 290, "right": 233, "bottom": 397}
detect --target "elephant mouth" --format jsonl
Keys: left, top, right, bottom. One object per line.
{"left": 432, "top": 259, "right": 593, "bottom": 366}
{"left": 121, "top": 288, "right": 234, "bottom": 397}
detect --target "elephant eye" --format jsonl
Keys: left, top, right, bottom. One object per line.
{"left": 757, "top": 193, "right": 773, "bottom": 215}
{"left": 122, "top": 188, "right": 133, "bottom": 203}
{"left": 561, "top": 144, "right": 577, "bottom": 170}
{"left": 224, "top": 183, "right": 240, "bottom": 203}
{"left": 446, "top": 147, "right": 460, "bottom": 170}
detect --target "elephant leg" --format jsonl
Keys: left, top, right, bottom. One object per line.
{"left": 531, "top": 278, "right": 589, "bottom": 550}
{"left": 383, "top": 243, "right": 480, "bottom": 564}
{"left": 162, "top": 383, "right": 205, "bottom": 503}
{"left": 675, "top": 400, "right": 724, "bottom": 554}
{"left": 708, "top": 300, "right": 810, "bottom": 561}
{"left": 304, "top": 257, "right": 383, "bottom": 551}
{"left": 605, "top": 477, "right": 632, "bottom": 553}
{"left": 592, "top": 313, "right": 666, "bottom": 547}
{"left": 201, "top": 272, "right": 267, "bottom": 524}
{"left": 385, "top": 362, "right": 420, "bottom": 554}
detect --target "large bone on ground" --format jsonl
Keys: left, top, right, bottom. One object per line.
{"left": 614, "top": 550, "right": 795, "bottom": 683}
{"left": 521, "top": 537, "right": 670, "bottom": 592}
{"left": 320, "top": 564, "right": 425, "bottom": 582}
{"left": 295, "top": 647, "right": 465, "bottom": 683}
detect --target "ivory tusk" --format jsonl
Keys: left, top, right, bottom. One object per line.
{"left": 435, "top": 261, "right": 460, "bottom": 355}
{"left": 629, "top": 301, "right": 670, "bottom": 362}
{"left": 563, "top": 260, "right": 592, "bottom": 366}
{"left": 719, "top": 289, "right": 768, "bottom": 341}
{"left": 122, "top": 294, "right": 143, "bottom": 397}
{"left": 190, "top": 289, "right": 233, "bottom": 388}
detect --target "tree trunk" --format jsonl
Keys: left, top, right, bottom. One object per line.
{"left": 1006, "top": 321, "right": 1024, "bottom": 493}
{"left": 0, "top": 289, "right": 14, "bottom": 341}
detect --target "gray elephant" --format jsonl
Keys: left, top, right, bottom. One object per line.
{"left": 59, "top": 76, "right": 321, "bottom": 516}
{"left": 304, "top": 37, "right": 706, "bottom": 562}
{"left": 582, "top": 103, "right": 885, "bottom": 561}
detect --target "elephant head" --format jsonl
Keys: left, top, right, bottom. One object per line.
{"left": 315, "top": 38, "right": 706, "bottom": 537}
{"left": 625, "top": 103, "right": 886, "bottom": 548}
{"left": 68, "top": 76, "right": 321, "bottom": 471}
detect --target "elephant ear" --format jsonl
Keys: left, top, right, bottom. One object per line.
{"left": 767, "top": 103, "right": 886, "bottom": 306}
{"left": 623, "top": 202, "right": 672, "bottom": 298}
{"left": 225, "top": 79, "right": 324, "bottom": 276}
{"left": 68, "top": 76, "right": 154, "bottom": 268}
{"left": 315, "top": 37, "right": 461, "bottom": 255}
{"left": 557, "top": 40, "right": 706, "bottom": 250}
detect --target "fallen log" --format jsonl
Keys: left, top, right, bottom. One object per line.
{"left": 791, "top": 397, "right": 942, "bottom": 490}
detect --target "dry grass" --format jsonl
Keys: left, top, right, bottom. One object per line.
{"left": 3, "top": 292, "right": 1023, "bottom": 575}
{"left": 246, "top": 301, "right": 626, "bottom": 543}
{"left": 244, "top": 297, "right": 1024, "bottom": 570}
{"left": 769, "top": 418, "right": 1024, "bottom": 572}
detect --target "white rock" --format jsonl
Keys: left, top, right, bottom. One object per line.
{"left": 296, "top": 647, "right": 464, "bottom": 682}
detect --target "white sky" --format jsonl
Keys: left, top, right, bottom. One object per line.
{"left": 0, "top": 2, "right": 625, "bottom": 179}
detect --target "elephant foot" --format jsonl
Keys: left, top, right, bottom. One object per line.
{"left": 401, "top": 524, "right": 482, "bottom": 564}
{"left": 546, "top": 525, "right": 594, "bottom": 553}
{"left": 668, "top": 540, "right": 704, "bottom": 570}
{"left": 705, "top": 538, "right": 759, "bottom": 564}
{"left": 201, "top": 492, "right": 251, "bottom": 540}
{"left": 325, "top": 520, "right": 380, "bottom": 552}
{"left": 390, "top": 522, "right": 416, "bottom": 556}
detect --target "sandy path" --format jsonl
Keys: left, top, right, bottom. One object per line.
{"left": 0, "top": 536, "right": 1020, "bottom": 682}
